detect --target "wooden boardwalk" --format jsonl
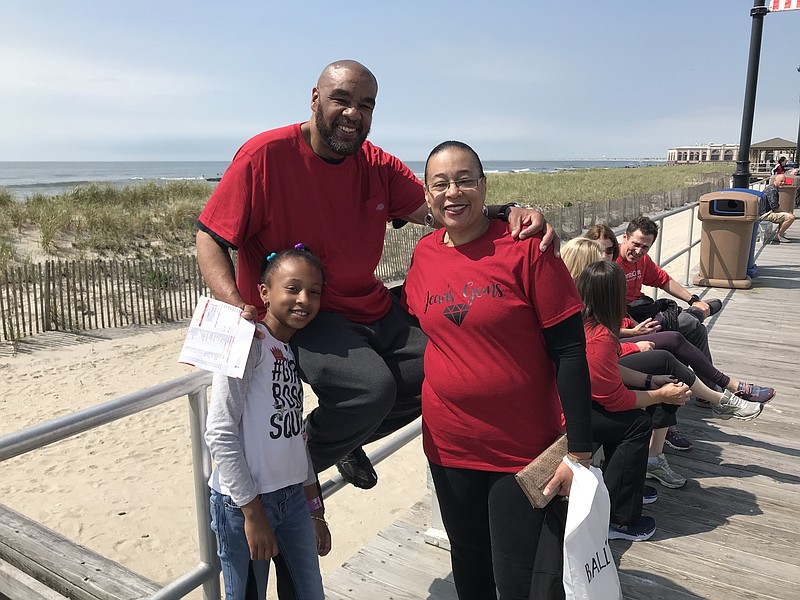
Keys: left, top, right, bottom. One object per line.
{"left": 325, "top": 236, "right": 800, "bottom": 600}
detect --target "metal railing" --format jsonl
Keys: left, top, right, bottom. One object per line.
{"left": 0, "top": 369, "right": 422, "bottom": 600}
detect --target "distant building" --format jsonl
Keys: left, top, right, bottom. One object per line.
{"left": 667, "top": 143, "right": 737, "bottom": 165}
{"left": 748, "top": 137, "right": 797, "bottom": 172}
{"left": 667, "top": 137, "right": 797, "bottom": 179}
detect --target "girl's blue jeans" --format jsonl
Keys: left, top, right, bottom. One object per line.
{"left": 209, "top": 483, "right": 324, "bottom": 600}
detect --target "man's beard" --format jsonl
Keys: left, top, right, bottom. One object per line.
{"left": 315, "top": 109, "right": 369, "bottom": 156}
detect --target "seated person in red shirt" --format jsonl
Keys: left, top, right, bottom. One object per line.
{"left": 582, "top": 228, "right": 775, "bottom": 404}
{"left": 771, "top": 156, "right": 787, "bottom": 176}
{"left": 575, "top": 261, "right": 764, "bottom": 536}
{"left": 565, "top": 234, "right": 775, "bottom": 457}
{"left": 614, "top": 217, "right": 722, "bottom": 387}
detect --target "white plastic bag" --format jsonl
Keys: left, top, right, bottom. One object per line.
{"left": 562, "top": 457, "right": 622, "bottom": 600}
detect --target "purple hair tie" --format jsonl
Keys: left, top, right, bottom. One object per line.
{"left": 294, "top": 243, "right": 305, "bottom": 251}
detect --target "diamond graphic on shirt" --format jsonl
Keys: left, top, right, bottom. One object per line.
{"left": 270, "top": 346, "right": 285, "bottom": 361}
{"left": 443, "top": 303, "right": 469, "bottom": 326}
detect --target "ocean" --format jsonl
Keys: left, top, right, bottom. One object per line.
{"left": 0, "top": 159, "right": 666, "bottom": 200}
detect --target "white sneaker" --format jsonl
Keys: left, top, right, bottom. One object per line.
{"left": 646, "top": 453, "right": 686, "bottom": 488}
{"left": 712, "top": 389, "right": 764, "bottom": 421}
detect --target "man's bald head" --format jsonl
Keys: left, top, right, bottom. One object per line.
{"left": 307, "top": 60, "right": 378, "bottom": 159}
{"left": 317, "top": 60, "right": 377, "bottom": 91}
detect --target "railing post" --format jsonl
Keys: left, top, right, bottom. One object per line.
{"left": 187, "top": 386, "right": 221, "bottom": 600}
{"left": 424, "top": 465, "right": 450, "bottom": 551}
{"left": 685, "top": 205, "right": 697, "bottom": 285}
{"left": 652, "top": 224, "right": 664, "bottom": 300}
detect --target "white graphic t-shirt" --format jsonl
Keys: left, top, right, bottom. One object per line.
{"left": 205, "top": 324, "right": 311, "bottom": 506}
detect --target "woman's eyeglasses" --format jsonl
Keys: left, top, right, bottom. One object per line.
{"left": 426, "top": 177, "right": 484, "bottom": 194}
{"left": 602, "top": 247, "right": 615, "bottom": 255}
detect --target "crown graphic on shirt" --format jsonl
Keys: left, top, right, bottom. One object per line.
{"left": 270, "top": 346, "right": 285, "bottom": 361}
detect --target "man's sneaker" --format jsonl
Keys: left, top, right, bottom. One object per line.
{"left": 609, "top": 516, "right": 657, "bottom": 542}
{"left": 643, "top": 485, "right": 658, "bottom": 505}
{"left": 712, "top": 389, "right": 764, "bottom": 421}
{"left": 646, "top": 453, "right": 686, "bottom": 488}
{"left": 778, "top": 236, "right": 792, "bottom": 243}
{"left": 665, "top": 426, "right": 693, "bottom": 451}
{"left": 335, "top": 447, "right": 378, "bottom": 489}
{"left": 736, "top": 381, "right": 776, "bottom": 403}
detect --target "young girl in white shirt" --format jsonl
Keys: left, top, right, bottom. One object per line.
{"left": 205, "top": 245, "right": 329, "bottom": 600}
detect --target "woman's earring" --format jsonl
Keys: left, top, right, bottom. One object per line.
{"left": 482, "top": 205, "right": 488, "bottom": 217}
{"left": 425, "top": 210, "right": 435, "bottom": 227}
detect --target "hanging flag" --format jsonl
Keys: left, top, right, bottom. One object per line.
{"left": 769, "top": 0, "right": 800, "bottom": 11}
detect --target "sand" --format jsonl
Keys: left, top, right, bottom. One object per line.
{"left": 0, "top": 324, "right": 427, "bottom": 596}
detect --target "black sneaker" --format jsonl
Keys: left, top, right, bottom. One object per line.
{"left": 694, "top": 397, "right": 712, "bottom": 409}
{"left": 665, "top": 426, "right": 693, "bottom": 451}
{"left": 643, "top": 485, "right": 658, "bottom": 505}
{"left": 336, "top": 447, "right": 378, "bottom": 489}
{"left": 609, "top": 516, "right": 656, "bottom": 542}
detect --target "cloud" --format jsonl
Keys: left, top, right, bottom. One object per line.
{"left": 1, "top": 44, "right": 214, "bottom": 110}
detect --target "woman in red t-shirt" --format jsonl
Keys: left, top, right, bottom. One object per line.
{"left": 577, "top": 261, "right": 764, "bottom": 527}
{"left": 402, "top": 141, "right": 593, "bottom": 600}
{"left": 582, "top": 226, "right": 775, "bottom": 405}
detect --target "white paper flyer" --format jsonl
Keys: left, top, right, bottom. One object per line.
{"left": 178, "top": 296, "right": 256, "bottom": 378}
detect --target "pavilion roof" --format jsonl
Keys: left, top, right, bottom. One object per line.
{"left": 751, "top": 137, "right": 795, "bottom": 149}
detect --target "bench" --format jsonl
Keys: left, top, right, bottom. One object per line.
{"left": 0, "top": 503, "right": 160, "bottom": 600}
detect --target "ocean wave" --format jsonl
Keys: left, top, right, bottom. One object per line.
{"left": 6, "top": 180, "right": 94, "bottom": 190}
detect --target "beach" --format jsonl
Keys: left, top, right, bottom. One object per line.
{"left": 0, "top": 323, "right": 427, "bottom": 594}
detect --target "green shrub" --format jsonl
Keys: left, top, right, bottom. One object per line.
{"left": 0, "top": 188, "right": 13, "bottom": 210}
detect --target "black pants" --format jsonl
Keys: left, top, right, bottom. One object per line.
{"left": 593, "top": 349, "right": 688, "bottom": 526}
{"left": 291, "top": 295, "right": 425, "bottom": 472}
{"left": 618, "top": 349, "right": 690, "bottom": 430}
{"left": 591, "top": 403, "right": 652, "bottom": 526}
{"left": 623, "top": 330, "right": 728, "bottom": 389}
{"left": 628, "top": 302, "right": 715, "bottom": 388}
{"left": 429, "top": 462, "right": 567, "bottom": 600}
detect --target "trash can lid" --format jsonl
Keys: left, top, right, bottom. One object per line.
{"left": 717, "top": 188, "right": 763, "bottom": 198}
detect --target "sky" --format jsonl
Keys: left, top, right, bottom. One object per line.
{"left": 1, "top": 1, "right": 799, "bottom": 162}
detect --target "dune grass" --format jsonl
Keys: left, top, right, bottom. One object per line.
{"left": 0, "top": 164, "right": 732, "bottom": 272}
{"left": 0, "top": 181, "right": 213, "bottom": 270}
{"left": 485, "top": 163, "right": 732, "bottom": 207}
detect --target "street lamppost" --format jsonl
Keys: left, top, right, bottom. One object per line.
{"left": 732, "top": 1, "right": 768, "bottom": 189}
{"left": 796, "top": 65, "right": 800, "bottom": 166}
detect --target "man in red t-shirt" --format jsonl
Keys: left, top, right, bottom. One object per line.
{"left": 616, "top": 216, "right": 721, "bottom": 384}
{"left": 196, "top": 60, "right": 554, "bottom": 490}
